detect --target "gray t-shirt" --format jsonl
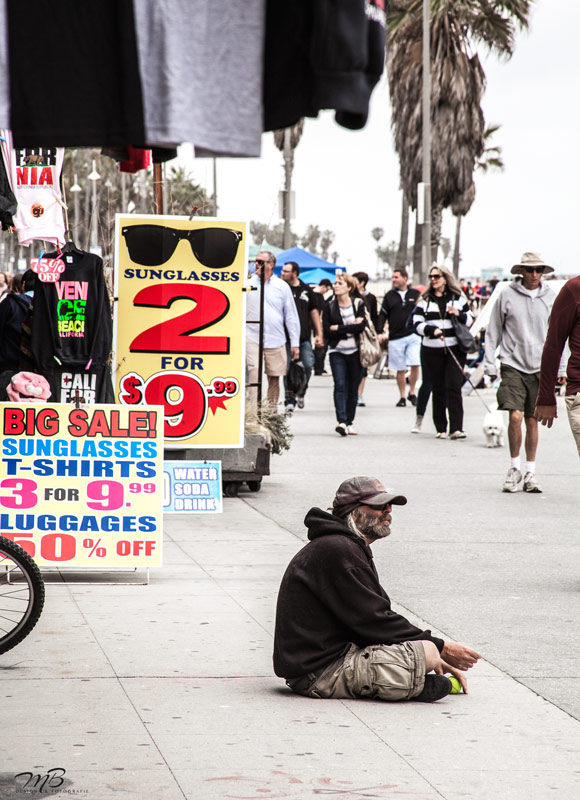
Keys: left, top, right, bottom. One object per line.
{"left": 133, "top": 0, "right": 265, "bottom": 157}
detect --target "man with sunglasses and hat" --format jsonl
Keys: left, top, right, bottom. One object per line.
{"left": 483, "top": 252, "right": 557, "bottom": 493}
{"left": 273, "top": 476, "right": 480, "bottom": 703}
{"left": 246, "top": 250, "right": 300, "bottom": 406}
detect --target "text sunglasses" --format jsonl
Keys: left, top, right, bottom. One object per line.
{"left": 523, "top": 267, "right": 544, "bottom": 274}
{"left": 122, "top": 225, "right": 243, "bottom": 268}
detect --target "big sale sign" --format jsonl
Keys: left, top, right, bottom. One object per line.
{"left": 113, "top": 215, "right": 246, "bottom": 448}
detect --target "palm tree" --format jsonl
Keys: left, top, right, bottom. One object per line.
{"left": 274, "top": 120, "right": 304, "bottom": 249}
{"left": 452, "top": 124, "right": 505, "bottom": 275}
{"left": 387, "top": 0, "right": 532, "bottom": 275}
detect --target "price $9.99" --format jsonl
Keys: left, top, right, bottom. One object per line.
{"left": 118, "top": 282, "right": 240, "bottom": 440}
{"left": 119, "top": 372, "right": 239, "bottom": 441}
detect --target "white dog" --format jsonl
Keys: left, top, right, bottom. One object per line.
{"left": 483, "top": 408, "right": 505, "bottom": 448}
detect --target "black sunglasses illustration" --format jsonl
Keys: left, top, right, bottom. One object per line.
{"left": 122, "top": 225, "right": 243, "bottom": 268}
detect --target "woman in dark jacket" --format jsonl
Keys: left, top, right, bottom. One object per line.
{"left": 412, "top": 264, "right": 473, "bottom": 439}
{"left": 323, "top": 273, "right": 367, "bottom": 437}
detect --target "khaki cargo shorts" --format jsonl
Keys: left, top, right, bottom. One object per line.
{"left": 246, "top": 338, "right": 287, "bottom": 377}
{"left": 304, "top": 641, "right": 426, "bottom": 702}
{"left": 497, "top": 364, "right": 539, "bottom": 417}
{"left": 566, "top": 392, "right": 580, "bottom": 457}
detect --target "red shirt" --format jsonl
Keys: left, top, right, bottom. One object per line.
{"left": 537, "top": 276, "right": 580, "bottom": 405}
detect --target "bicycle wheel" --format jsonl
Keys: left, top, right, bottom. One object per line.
{"left": 0, "top": 535, "right": 45, "bottom": 655}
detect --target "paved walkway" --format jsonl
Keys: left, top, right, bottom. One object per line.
{"left": 2, "top": 373, "right": 579, "bottom": 799}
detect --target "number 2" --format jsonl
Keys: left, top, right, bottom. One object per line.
{"left": 129, "top": 283, "right": 230, "bottom": 354}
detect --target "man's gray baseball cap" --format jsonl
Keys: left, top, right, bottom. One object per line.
{"left": 332, "top": 476, "right": 407, "bottom": 518}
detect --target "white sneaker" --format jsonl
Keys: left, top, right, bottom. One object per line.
{"left": 449, "top": 430, "right": 466, "bottom": 439}
{"left": 523, "top": 472, "right": 542, "bottom": 493}
{"left": 335, "top": 423, "right": 348, "bottom": 437}
{"left": 435, "top": 432, "right": 447, "bottom": 439}
{"left": 347, "top": 426, "right": 358, "bottom": 435}
{"left": 502, "top": 467, "right": 522, "bottom": 493}
{"left": 411, "top": 415, "right": 423, "bottom": 434}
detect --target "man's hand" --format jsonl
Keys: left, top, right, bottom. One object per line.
{"left": 314, "top": 335, "right": 324, "bottom": 348}
{"left": 291, "top": 347, "right": 299, "bottom": 361}
{"left": 434, "top": 659, "right": 468, "bottom": 694}
{"left": 535, "top": 404, "right": 557, "bottom": 428}
{"left": 441, "top": 642, "right": 481, "bottom": 671}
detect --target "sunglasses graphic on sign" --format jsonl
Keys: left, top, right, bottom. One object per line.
{"left": 122, "top": 225, "right": 243, "bottom": 268}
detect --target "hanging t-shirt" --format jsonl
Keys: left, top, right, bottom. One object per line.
{"left": 263, "top": 0, "right": 386, "bottom": 131}
{"left": 0, "top": 130, "right": 65, "bottom": 247}
{"left": 132, "top": 0, "right": 265, "bottom": 157}
{"left": 0, "top": 2, "right": 9, "bottom": 129}
{"left": 6, "top": 0, "right": 145, "bottom": 148}
{"left": 29, "top": 251, "right": 114, "bottom": 403}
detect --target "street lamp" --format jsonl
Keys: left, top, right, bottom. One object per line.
{"left": 69, "top": 174, "right": 82, "bottom": 240}
{"left": 87, "top": 160, "right": 101, "bottom": 255}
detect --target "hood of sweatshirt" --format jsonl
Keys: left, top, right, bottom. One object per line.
{"left": 304, "top": 506, "right": 370, "bottom": 551}
{"left": 510, "top": 278, "right": 554, "bottom": 304}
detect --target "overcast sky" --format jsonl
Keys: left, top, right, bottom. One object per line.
{"left": 185, "top": 0, "right": 579, "bottom": 280}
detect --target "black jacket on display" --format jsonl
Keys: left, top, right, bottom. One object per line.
{"left": 0, "top": 292, "right": 32, "bottom": 370}
{"left": 30, "top": 252, "right": 112, "bottom": 372}
{"left": 273, "top": 508, "right": 444, "bottom": 679}
{"left": 377, "top": 287, "right": 421, "bottom": 339}
{"left": 264, "top": 0, "right": 387, "bottom": 131}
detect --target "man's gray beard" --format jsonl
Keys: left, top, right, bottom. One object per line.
{"left": 346, "top": 506, "right": 391, "bottom": 541}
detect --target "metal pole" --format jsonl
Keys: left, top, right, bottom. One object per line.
{"left": 257, "top": 266, "right": 265, "bottom": 413}
{"left": 421, "top": 0, "right": 432, "bottom": 283}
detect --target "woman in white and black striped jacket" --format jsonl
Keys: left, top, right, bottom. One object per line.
{"left": 412, "top": 265, "right": 473, "bottom": 439}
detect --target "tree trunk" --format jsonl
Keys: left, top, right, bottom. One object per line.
{"left": 453, "top": 215, "right": 462, "bottom": 276}
{"left": 412, "top": 212, "right": 422, "bottom": 280}
{"left": 395, "top": 192, "right": 409, "bottom": 269}
{"left": 430, "top": 203, "right": 443, "bottom": 264}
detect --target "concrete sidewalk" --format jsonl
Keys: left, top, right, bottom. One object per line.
{"left": 2, "top": 373, "right": 580, "bottom": 799}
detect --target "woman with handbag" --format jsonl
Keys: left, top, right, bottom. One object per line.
{"left": 412, "top": 264, "right": 473, "bottom": 439}
{"left": 324, "top": 273, "right": 367, "bottom": 436}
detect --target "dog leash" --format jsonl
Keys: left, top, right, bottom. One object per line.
{"left": 444, "top": 338, "right": 494, "bottom": 414}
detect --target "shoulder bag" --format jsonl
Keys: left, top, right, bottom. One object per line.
{"left": 450, "top": 311, "right": 476, "bottom": 354}
{"left": 358, "top": 301, "right": 382, "bottom": 368}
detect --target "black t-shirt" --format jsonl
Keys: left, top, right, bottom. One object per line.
{"left": 290, "top": 280, "right": 318, "bottom": 342}
{"left": 7, "top": 0, "right": 145, "bottom": 147}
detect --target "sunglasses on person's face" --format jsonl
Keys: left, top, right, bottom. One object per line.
{"left": 255, "top": 259, "right": 268, "bottom": 267}
{"left": 122, "top": 225, "right": 243, "bottom": 268}
{"left": 429, "top": 274, "right": 443, "bottom": 280}
{"left": 363, "top": 503, "right": 393, "bottom": 514}
{"left": 523, "top": 267, "right": 544, "bottom": 274}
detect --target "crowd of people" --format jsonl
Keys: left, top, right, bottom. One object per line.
{"left": 241, "top": 246, "right": 580, "bottom": 708}
{"left": 246, "top": 249, "right": 580, "bottom": 494}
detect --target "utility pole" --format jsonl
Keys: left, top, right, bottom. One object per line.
{"left": 421, "top": 0, "right": 432, "bottom": 285}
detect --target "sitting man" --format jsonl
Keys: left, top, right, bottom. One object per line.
{"left": 273, "top": 476, "right": 480, "bottom": 702}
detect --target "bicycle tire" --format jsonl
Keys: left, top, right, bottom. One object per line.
{"left": 0, "top": 535, "right": 45, "bottom": 655}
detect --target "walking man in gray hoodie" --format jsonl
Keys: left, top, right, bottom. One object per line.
{"left": 484, "top": 253, "right": 556, "bottom": 493}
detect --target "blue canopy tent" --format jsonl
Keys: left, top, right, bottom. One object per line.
{"left": 299, "top": 267, "right": 343, "bottom": 285}
{"left": 271, "top": 246, "right": 345, "bottom": 277}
